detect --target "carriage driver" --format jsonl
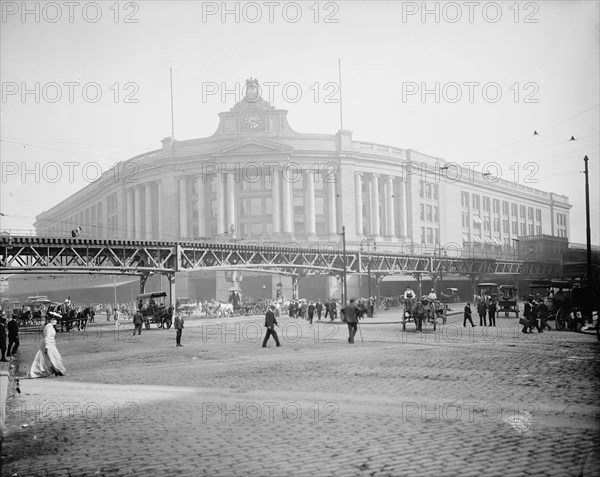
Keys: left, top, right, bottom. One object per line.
{"left": 404, "top": 286, "right": 415, "bottom": 301}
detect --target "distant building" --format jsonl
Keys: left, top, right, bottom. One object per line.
{"left": 33, "top": 79, "right": 572, "bottom": 300}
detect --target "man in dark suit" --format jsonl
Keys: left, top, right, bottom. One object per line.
{"left": 132, "top": 310, "right": 143, "bottom": 335}
{"left": 174, "top": 312, "right": 184, "bottom": 347}
{"left": 343, "top": 298, "right": 360, "bottom": 344}
{"left": 463, "top": 303, "right": 475, "bottom": 327}
{"left": 477, "top": 300, "right": 487, "bottom": 326}
{"left": 0, "top": 317, "right": 7, "bottom": 361}
{"left": 488, "top": 300, "right": 497, "bottom": 327}
{"left": 262, "top": 305, "right": 281, "bottom": 348}
{"left": 7, "top": 315, "right": 19, "bottom": 356}
{"left": 315, "top": 300, "right": 323, "bottom": 320}
{"left": 307, "top": 302, "right": 315, "bottom": 325}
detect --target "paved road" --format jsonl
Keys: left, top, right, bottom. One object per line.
{"left": 1, "top": 309, "right": 599, "bottom": 476}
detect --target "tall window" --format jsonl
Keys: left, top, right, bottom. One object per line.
{"left": 511, "top": 203, "right": 518, "bottom": 217}
{"left": 433, "top": 185, "right": 439, "bottom": 200}
{"left": 426, "top": 205, "right": 432, "bottom": 221}
{"left": 535, "top": 208, "right": 541, "bottom": 221}
{"left": 483, "top": 197, "right": 490, "bottom": 212}
{"left": 472, "top": 194, "right": 480, "bottom": 210}
{"left": 493, "top": 199, "right": 500, "bottom": 213}
{"left": 461, "top": 192, "right": 469, "bottom": 207}
{"left": 502, "top": 201, "right": 509, "bottom": 215}
{"left": 527, "top": 207, "right": 533, "bottom": 220}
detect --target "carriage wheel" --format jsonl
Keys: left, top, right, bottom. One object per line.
{"left": 156, "top": 321, "right": 163, "bottom": 329}
{"left": 555, "top": 308, "right": 568, "bottom": 331}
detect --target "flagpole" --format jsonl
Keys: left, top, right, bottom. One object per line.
{"left": 170, "top": 67, "right": 175, "bottom": 139}
{"left": 338, "top": 59, "right": 343, "bottom": 130}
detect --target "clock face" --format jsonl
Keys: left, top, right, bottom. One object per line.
{"left": 244, "top": 113, "right": 261, "bottom": 130}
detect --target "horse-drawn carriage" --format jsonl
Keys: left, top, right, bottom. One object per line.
{"left": 137, "top": 292, "right": 173, "bottom": 329}
{"left": 527, "top": 280, "right": 597, "bottom": 332}
{"left": 498, "top": 285, "right": 519, "bottom": 318}
{"left": 528, "top": 280, "right": 570, "bottom": 327}
{"left": 13, "top": 297, "right": 51, "bottom": 327}
{"left": 46, "top": 302, "right": 94, "bottom": 332}
{"left": 401, "top": 297, "right": 445, "bottom": 332}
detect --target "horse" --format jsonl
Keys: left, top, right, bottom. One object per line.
{"left": 413, "top": 301, "right": 428, "bottom": 332}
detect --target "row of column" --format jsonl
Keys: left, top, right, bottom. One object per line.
{"left": 119, "top": 170, "right": 409, "bottom": 241}
{"left": 355, "top": 173, "right": 408, "bottom": 238}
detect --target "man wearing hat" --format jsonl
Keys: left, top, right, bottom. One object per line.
{"left": 262, "top": 304, "right": 281, "bottom": 348}
{"left": 343, "top": 298, "right": 360, "bottom": 344}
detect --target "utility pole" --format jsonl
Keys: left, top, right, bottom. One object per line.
{"left": 342, "top": 225, "right": 347, "bottom": 306}
{"left": 583, "top": 156, "right": 592, "bottom": 287}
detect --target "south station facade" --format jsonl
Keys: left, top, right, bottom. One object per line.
{"left": 34, "top": 79, "right": 572, "bottom": 300}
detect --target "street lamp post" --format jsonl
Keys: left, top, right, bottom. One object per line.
{"left": 583, "top": 155, "right": 592, "bottom": 288}
{"left": 360, "top": 237, "right": 377, "bottom": 300}
{"left": 341, "top": 225, "right": 348, "bottom": 307}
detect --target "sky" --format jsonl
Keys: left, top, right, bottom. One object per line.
{"left": 1, "top": 0, "right": 599, "bottom": 246}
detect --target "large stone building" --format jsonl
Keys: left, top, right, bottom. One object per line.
{"left": 34, "top": 79, "right": 572, "bottom": 301}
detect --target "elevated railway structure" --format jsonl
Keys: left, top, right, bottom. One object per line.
{"left": 1, "top": 235, "right": 562, "bottom": 305}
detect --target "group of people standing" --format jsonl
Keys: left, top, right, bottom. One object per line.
{"left": 463, "top": 298, "right": 498, "bottom": 327}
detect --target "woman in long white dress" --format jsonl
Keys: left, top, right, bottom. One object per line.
{"left": 26, "top": 316, "right": 66, "bottom": 378}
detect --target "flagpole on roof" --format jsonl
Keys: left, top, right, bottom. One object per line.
{"left": 338, "top": 59, "right": 344, "bottom": 130}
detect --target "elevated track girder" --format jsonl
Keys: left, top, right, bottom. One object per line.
{"left": 0, "top": 235, "right": 561, "bottom": 279}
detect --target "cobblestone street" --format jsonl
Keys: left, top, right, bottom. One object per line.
{"left": 2, "top": 309, "right": 599, "bottom": 476}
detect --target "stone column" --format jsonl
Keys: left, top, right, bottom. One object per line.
{"left": 305, "top": 170, "right": 316, "bottom": 238}
{"left": 355, "top": 173, "right": 363, "bottom": 236}
{"left": 126, "top": 189, "right": 134, "bottom": 239}
{"left": 327, "top": 178, "right": 337, "bottom": 238}
{"left": 156, "top": 181, "right": 162, "bottom": 240}
{"left": 282, "top": 170, "right": 292, "bottom": 234}
{"left": 103, "top": 196, "right": 110, "bottom": 238}
{"left": 371, "top": 174, "right": 380, "bottom": 237}
{"left": 179, "top": 178, "right": 188, "bottom": 238}
{"left": 196, "top": 176, "right": 207, "bottom": 238}
{"left": 134, "top": 187, "right": 142, "bottom": 240}
{"left": 398, "top": 180, "right": 407, "bottom": 238}
{"left": 272, "top": 169, "right": 281, "bottom": 234}
{"left": 226, "top": 172, "right": 236, "bottom": 233}
{"left": 386, "top": 175, "right": 395, "bottom": 237}
{"left": 216, "top": 174, "right": 225, "bottom": 235}
{"left": 145, "top": 183, "right": 153, "bottom": 240}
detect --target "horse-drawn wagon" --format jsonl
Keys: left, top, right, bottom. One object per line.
{"left": 498, "top": 285, "right": 519, "bottom": 317}
{"left": 137, "top": 292, "right": 173, "bottom": 329}
{"left": 401, "top": 297, "right": 439, "bottom": 332}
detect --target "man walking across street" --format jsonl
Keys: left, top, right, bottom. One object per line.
{"left": 316, "top": 300, "right": 323, "bottom": 320}
{"left": 7, "top": 315, "right": 19, "bottom": 357}
{"left": 463, "top": 302, "right": 476, "bottom": 327}
{"left": 133, "top": 310, "right": 143, "bottom": 335}
{"left": 307, "top": 301, "right": 315, "bottom": 325}
{"left": 174, "top": 312, "right": 184, "bottom": 347}
{"left": 344, "top": 298, "right": 360, "bottom": 344}
{"left": 262, "top": 304, "right": 281, "bottom": 348}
